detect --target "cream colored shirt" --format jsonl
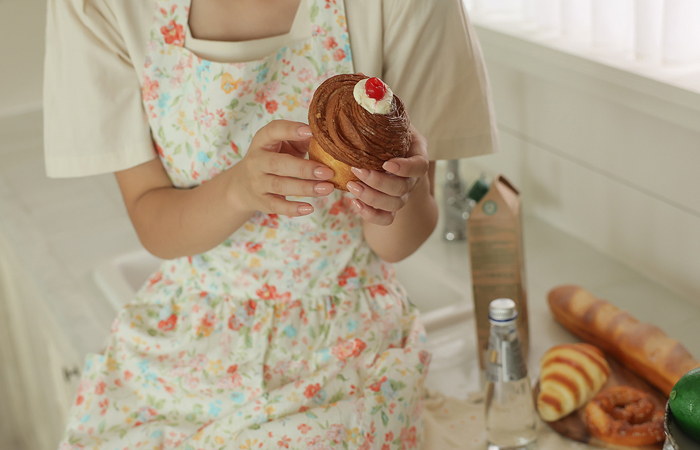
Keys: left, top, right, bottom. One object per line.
{"left": 44, "top": 0, "right": 499, "bottom": 178}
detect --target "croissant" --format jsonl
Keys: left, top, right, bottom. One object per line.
{"left": 308, "top": 73, "right": 411, "bottom": 190}
{"left": 537, "top": 343, "right": 611, "bottom": 422}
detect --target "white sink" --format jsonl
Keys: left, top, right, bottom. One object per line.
{"left": 93, "top": 237, "right": 480, "bottom": 398}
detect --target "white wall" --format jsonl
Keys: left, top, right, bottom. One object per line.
{"left": 0, "top": 0, "right": 47, "bottom": 117}
{"left": 468, "top": 28, "right": 700, "bottom": 304}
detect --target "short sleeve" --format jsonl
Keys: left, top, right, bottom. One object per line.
{"left": 43, "top": 0, "right": 156, "bottom": 178}
{"left": 381, "top": 0, "right": 499, "bottom": 161}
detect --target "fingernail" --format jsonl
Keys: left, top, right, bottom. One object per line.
{"left": 314, "top": 183, "right": 333, "bottom": 194}
{"left": 383, "top": 161, "right": 400, "bottom": 173}
{"left": 298, "top": 125, "right": 313, "bottom": 138}
{"left": 351, "top": 167, "right": 369, "bottom": 179}
{"left": 314, "top": 167, "right": 334, "bottom": 179}
{"left": 298, "top": 205, "right": 314, "bottom": 215}
{"left": 351, "top": 199, "right": 364, "bottom": 212}
{"left": 346, "top": 181, "right": 363, "bottom": 196}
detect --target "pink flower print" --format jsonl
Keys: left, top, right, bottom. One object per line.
{"left": 196, "top": 312, "right": 217, "bottom": 337}
{"left": 221, "top": 73, "right": 241, "bottom": 94}
{"left": 75, "top": 394, "right": 84, "bottom": 406}
{"left": 385, "top": 431, "right": 393, "bottom": 442}
{"left": 338, "top": 266, "right": 357, "bottom": 287}
{"left": 325, "top": 424, "right": 345, "bottom": 444}
{"left": 265, "top": 100, "right": 279, "bottom": 114}
{"left": 331, "top": 338, "right": 366, "bottom": 361}
{"left": 94, "top": 379, "right": 106, "bottom": 395}
{"left": 298, "top": 423, "right": 312, "bottom": 434}
{"left": 256, "top": 284, "right": 280, "bottom": 300}
{"left": 382, "top": 445, "right": 390, "bottom": 450}
{"left": 124, "top": 370, "right": 133, "bottom": 381}
{"left": 230, "top": 141, "right": 239, "bottom": 155}
{"left": 255, "top": 90, "right": 269, "bottom": 104}
{"left": 333, "top": 48, "right": 346, "bottom": 62}
{"left": 322, "top": 36, "right": 338, "bottom": 50}
{"left": 400, "top": 426, "right": 418, "bottom": 449}
{"left": 304, "top": 383, "right": 321, "bottom": 399}
{"left": 246, "top": 242, "right": 263, "bottom": 253}
{"left": 142, "top": 75, "right": 159, "bottom": 101}
{"left": 312, "top": 24, "right": 325, "bottom": 36}
{"left": 265, "top": 80, "right": 281, "bottom": 97}
{"left": 189, "top": 354, "right": 209, "bottom": 372}
{"left": 238, "top": 79, "right": 253, "bottom": 97}
{"left": 298, "top": 68, "right": 314, "bottom": 83}
{"left": 228, "top": 314, "right": 243, "bottom": 331}
{"left": 158, "top": 314, "right": 178, "bottom": 332}
{"left": 277, "top": 435, "right": 291, "bottom": 448}
{"left": 369, "top": 376, "right": 387, "bottom": 392}
{"left": 161, "top": 20, "right": 184, "bottom": 45}
{"left": 329, "top": 198, "right": 345, "bottom": 215}
{"left": 184, "top": 374, "right": 199, "bottom": 390}
{"left": 98, "top": 398, "right": 109, "bottom": 415}
{"left": 368, "top": 284, "right": 388, "bottom": 298}
{"left": 239, "top": 303, "right": 254, "bottom": 319}
{"left": 260, "top": 214, "right": 279, "bottom": 228}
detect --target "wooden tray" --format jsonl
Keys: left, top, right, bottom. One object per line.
{"left": 534, "top": 354, "right": 667, "bottom": 450}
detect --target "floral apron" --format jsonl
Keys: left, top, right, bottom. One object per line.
{"left": 58, "top": 0, "right": 431, "bottom": 449}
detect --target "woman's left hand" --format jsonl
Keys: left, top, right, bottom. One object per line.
{"left": 346, "top": 125, "right": 429, "bottom": 226}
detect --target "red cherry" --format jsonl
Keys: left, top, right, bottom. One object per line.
{"left": 365, "top": 77, "right": 387, "bottom": 101}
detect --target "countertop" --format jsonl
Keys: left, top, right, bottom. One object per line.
{"left": 1, "top": 111, "right": 699, "bottom": 375}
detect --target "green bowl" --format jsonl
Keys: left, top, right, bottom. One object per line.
{"left": 664, "top": 401, "right": 700, "bottom": 450}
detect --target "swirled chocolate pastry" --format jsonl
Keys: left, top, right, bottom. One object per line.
{"left": 308, "top": 73, "right": 411, "bottom": 190}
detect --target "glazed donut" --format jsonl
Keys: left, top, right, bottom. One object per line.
{"left": 583, "top": 386, "right": 665, "bottom": 446}
{"left": 308, "top": 73, "right": 411, "bottom": 190}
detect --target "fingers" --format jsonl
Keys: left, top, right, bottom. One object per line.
{"left": 381, "top": 154, "right": 429, "bottom": 179}
{"left": 350, "top": 167, "right": 415, "bottom": 198}
{"left": 350, "top": 199, "right": 396, "bottom": 226}
{"left": 252, "top": 120, "right": 314, "bottom": 151}
{"left": 264, "top": 195, "right": 315, "bottom": 217}
{"left": 346, "top": 180, "right": 407, "bottom": 213}
{"left": 258, "top": 152, "right": 334, "bottom": 180}
{"left": 265, "top": 175, "right": 334, "bottom": 198}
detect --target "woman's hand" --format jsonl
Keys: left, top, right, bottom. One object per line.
{"left": 346, "top": 125, "right": 429, "bottom": 226}
{"left": 230, "top": 120, "right": 335, "bottom": 216}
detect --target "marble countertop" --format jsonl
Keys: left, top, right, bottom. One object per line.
{"left": 1, "top": 111, "right": 699, "bottom": 368}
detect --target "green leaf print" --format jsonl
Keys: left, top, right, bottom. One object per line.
{"left": 186, "top": 142, "right": 193, "bottom": 158}
{"left": 98, "top": 420, "right": 105, "bottom": 434}
{"left": 305, "top": 55, "right": 323, "bottom": 77}
{"left": 337, "top": 373, "right": 347, "bottom": 381}
{"left": 245, "top": 334, "right": 253, "bottom": 349}
{"left": 381, "top": 411, "right": 389, "bottom": 427}
{"left": 328, "top": 390, "right": 344, "bottom": 404}
{"left": 390, "top": 380, "right": 407, "bottom": 391}
{"left": 158, "top": 127, "right": 166, "bottom": 142}
{"left": 227, "top": 98, "right": 239, "bottom": 110}
{"left": 310, "top": 3, "right": 319, "bottom": 21}
{"left": 271, "top": 71, "right": 278, "bottom": 82}
{"left": 309, "top": 325, "right": 316, "bottom": 339}
{"left": 306, "top": 410, "right": 318, "bottom": 419}
{"left": 147, "top": 329, "right": 157, "bottom": 337}
{"left": 173, "top": 144, "right": 182, "bottom": 155}
{"left": 293, "top": 86, "right": 302, "bottom": 94}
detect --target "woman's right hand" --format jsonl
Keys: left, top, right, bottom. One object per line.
{"left": 229, "top": 120, "right": 335, "bottom": 217}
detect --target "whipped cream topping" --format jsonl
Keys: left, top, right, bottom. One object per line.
{"left": 353, "top": 78, "right": 394, "bottom": 115}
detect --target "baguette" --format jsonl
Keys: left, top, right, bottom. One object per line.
{"left": 547, "top": 285, "right": 700, "bottom": 396}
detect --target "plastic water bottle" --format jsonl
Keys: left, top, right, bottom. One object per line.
{"left": 484, "top": 298, "right": 537, "bottom": 450}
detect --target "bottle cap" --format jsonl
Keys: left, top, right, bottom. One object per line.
{"left": 489, "top": 298, "right": 518, "bottom": 322}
